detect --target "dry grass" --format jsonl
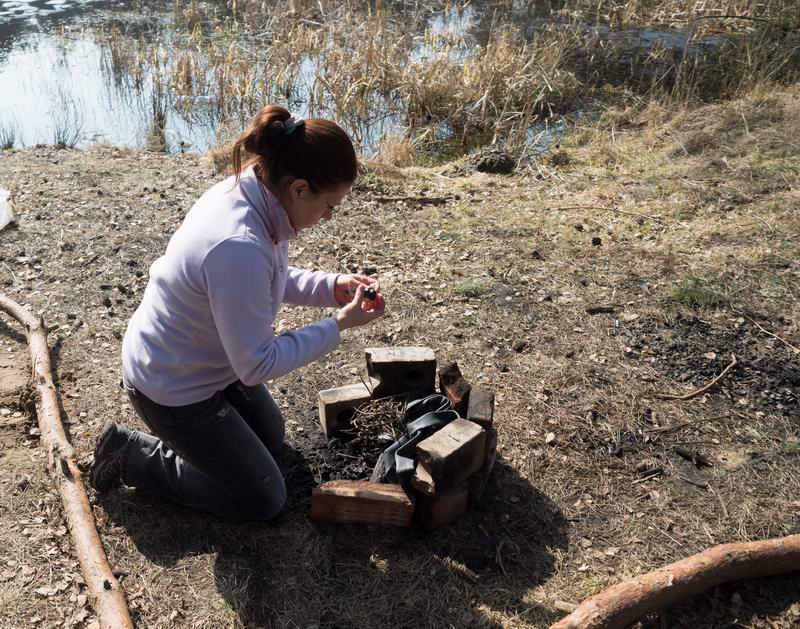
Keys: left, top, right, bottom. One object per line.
{"left": 0, "top": 84, "right": 799, "bottom": 627}
{"left": 88, "top": 0, "right": 800, "bottom": 161}
{"left": 344, "top": 397, "right": 407, "bottom": 443}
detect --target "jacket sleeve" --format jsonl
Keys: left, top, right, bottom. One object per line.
{"left": 201, "top": 238, "right": 341, "bottom": 386}
{"left": 283, "top": 266, "right": 340, "bottom": 308}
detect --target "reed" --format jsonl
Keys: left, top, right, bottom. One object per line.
{"left": 0, "top": 118, "right": 18, "bottom": 150}
{"left": 90, "top": 0, "right": 800, "bottom": 161}
{"left": 50, "top": 87, "right": 84, "bottom": 149}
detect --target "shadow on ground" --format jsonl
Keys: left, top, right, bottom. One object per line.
{"left": 99, "top": 447, "right": 568, "bottom": 628}
{"left": 637, "top": 572, "right": 800, "bottom": 628}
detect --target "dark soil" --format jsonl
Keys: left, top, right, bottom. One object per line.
{"left": 622, "top": 313, "right": 799, "bottom": 417}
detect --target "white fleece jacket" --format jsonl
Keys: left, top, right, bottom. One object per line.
{"left": 122, "top": 166, "right": 341, "bottom": 406}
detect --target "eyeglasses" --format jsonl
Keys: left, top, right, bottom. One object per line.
{"left": 318, "top": 193, "right": 338, "bottom": 213}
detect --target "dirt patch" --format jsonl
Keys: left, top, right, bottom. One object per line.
{"left": 621, "top": 313, "right": 799, "bottom": 417}
{"left": 0, "top": 351, "right": 27, "bottom": 400}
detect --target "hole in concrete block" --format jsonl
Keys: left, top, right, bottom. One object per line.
{"left": 405, "top": 369, "right": 424, "bottom": 386}
{"left": 336, "top": 408, "right": 356, "bottom": 427}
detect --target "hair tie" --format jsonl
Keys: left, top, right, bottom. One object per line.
{"left": 283, "top": 116, "right": 305, "bottom": 135}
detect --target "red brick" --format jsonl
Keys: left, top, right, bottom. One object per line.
{"left": 415, "top": 483, "right": 469, "bottom": 530}
{"left": 468, "top": 427, "right": 497, "bottom": 505}
{"left": 412, "top": 418, "right": 485, "bottom": 496}
{"left": 466, "top": 389, "right": 494, "bottom": 429}
{"left": 311, "top": 480, "right": 414, "bottom": 527}
{"left": 438, "top": 361, "right": 471, "bottom": 416}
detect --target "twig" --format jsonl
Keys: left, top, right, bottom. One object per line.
{"left": 739, "top": 313, "right": 800, "bottom": 354}
{"left": 374, "top": 195, "right": 449, "bottom": 205}
{"left": 548, "top": 205, "right": 675, "bottom": 225}
{"left": 648, "top": 423, "right": 688, "bottom": 434}
{"left": 646, "top": 415, "right": 729, "bottom": 434}
{"left": 632, "top": 467, "right": 664, "bottom": 484}
{"left": 358, "top": 373, "right": 374, "bottom": 396}
{"left": 682, "top": 14, "right": 781, "bottom": 26}
{"left": 586, "top": 305, "right": 616, "bottom": 315}
{"left": 647, "top": 525, "right": 685, "bottom": 547}
{"left": 495, "top": 538, "right": 508, "bottom": 575}
{"left": 708, "top": 486, "right": 729, "bottom": 519}
{"left": 1, "top": 262, "right": 18, "bottom": 285}
{"left": 655, "top": 354, "right": 737, "bottom": 400}
{"left": 678, "top": 475, "right": 710, "bottom": 490}
{"left": 82, "top": 253, "right": 100, "bottom": 267}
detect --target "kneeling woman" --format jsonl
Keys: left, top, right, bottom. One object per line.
{"left": 90, "top": 106, "right": 385, "bottom": 520}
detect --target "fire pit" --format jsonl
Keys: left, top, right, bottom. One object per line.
{"left": 311, "top": 347, "right": 497, "bottom": 529}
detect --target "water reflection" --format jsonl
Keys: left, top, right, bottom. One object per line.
{"left": 0, "top": 0, "right": 734, "bottom": 156}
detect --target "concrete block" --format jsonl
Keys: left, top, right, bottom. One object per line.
{"left": 438, "top": 362, "right": 471, "bottom": 416}
{"left": 466, "top": 389, "right": 494, "bottom": 429}
{"left": 415, "top": 482, "right": 469, "bottom": 530}
{"left": 318, "top": 382, "right": 372, "bottom": 437}
{"left": 412, "top": 418, "right": 485, "bottom": 495}
{"left": 311, "top": 480, "right": 414, "bottom": 527}
{"left": 365, "top": 346, "right": 436, "bottom": 399}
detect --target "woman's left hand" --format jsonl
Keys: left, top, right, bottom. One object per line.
{"left": 334, "top": 274, "right": 380, "bottom": 306}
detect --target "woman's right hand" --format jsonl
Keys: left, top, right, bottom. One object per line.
{"left": 334, "top": 284, "right": 385, "bottom": 331}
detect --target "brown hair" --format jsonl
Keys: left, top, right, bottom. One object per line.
{"left": 231, "top": 105, "right": 358, "bottom": 193}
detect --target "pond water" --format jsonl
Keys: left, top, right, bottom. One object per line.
{"left": 0, "top": 0, "right": 724, "bottom": 156}
{"left": 0, "top": 0, "right": 190, "bottom": 149}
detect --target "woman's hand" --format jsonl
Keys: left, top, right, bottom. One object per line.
{"left": 334, "top": 284, "right": 386, "bottom": 331}
{"left": 334, "top": 274, "right": 380, "bottom": 306}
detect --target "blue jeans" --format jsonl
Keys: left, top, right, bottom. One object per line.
{"left": 122, "top": 376, "right": 286, "bottom": 520}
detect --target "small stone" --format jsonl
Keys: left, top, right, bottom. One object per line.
{"left": 545, "top": 432, "right": 556, "bottom": 445}
{"left": 574, "top": 223, "right": 584, "bottom": 232}
{"left": 592, "top": 236, "right": 602, "bottom": 246}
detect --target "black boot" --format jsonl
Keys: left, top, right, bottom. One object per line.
{"left": 89, "top": 420, "right": 132, "bottom": 491}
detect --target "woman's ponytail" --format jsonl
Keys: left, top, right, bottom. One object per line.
{"left": 231, "top": 105, "right": 357, "bottom": 192}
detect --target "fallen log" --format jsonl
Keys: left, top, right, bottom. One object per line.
{"left": 0, "top": 294, "right": 133, "bottom": 629}
{"left": 550, "top": 534, "right": 800, "bottom": 629}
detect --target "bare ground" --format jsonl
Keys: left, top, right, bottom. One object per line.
{"left": 0, "top": 86, "right": 799, "bottom": 628}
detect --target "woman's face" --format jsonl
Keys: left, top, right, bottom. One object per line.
{"left": 283, "top": 180, "right": 351, "bottom": 232}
